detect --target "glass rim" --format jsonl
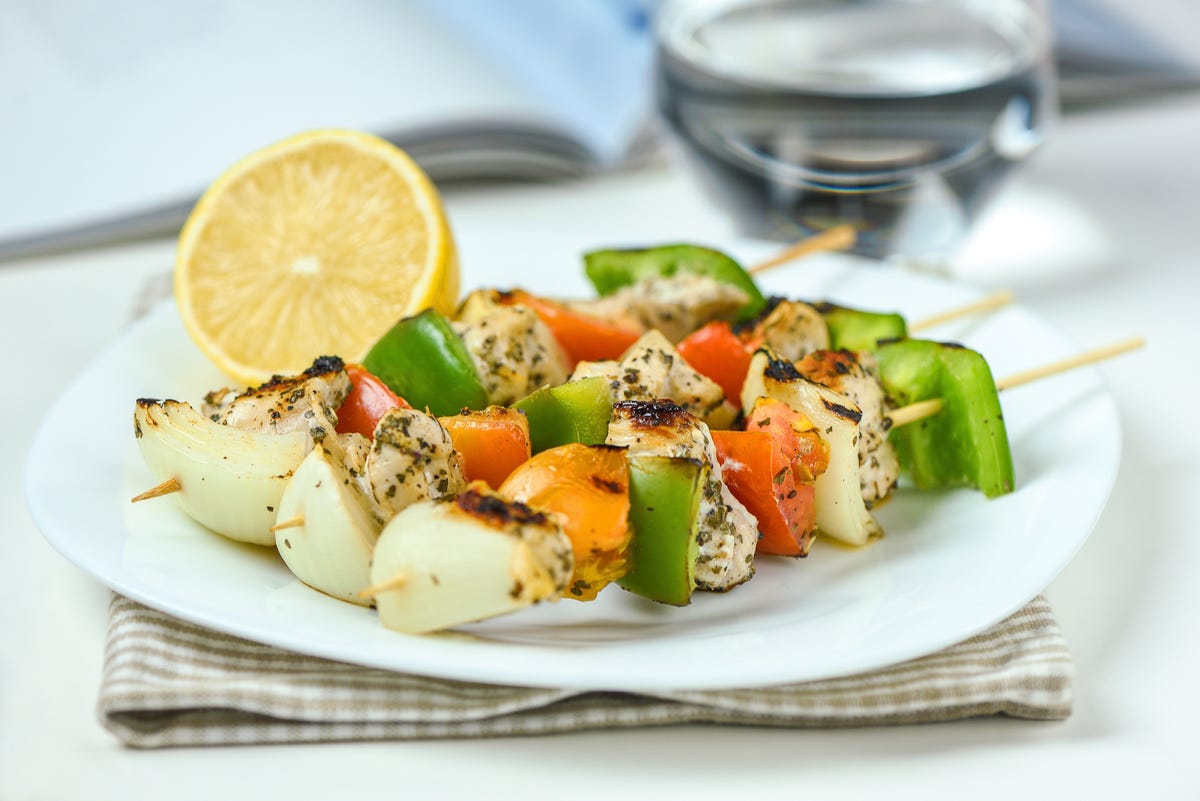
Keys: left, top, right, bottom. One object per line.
{"left": 656, "top": 0, "right": 1057, "bottom": 98}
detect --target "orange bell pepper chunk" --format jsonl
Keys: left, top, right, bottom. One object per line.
{"left": 439, "top": 407, "right": 532, "bottom": 489}
{"left": 335, "top": 363, "right": 410, "bottom": 439}
{"left": 677, "top": 321, "right": 757, "bottom": 408}
{"left": 499, "top": 289, "right": 641, "bottom": 368}
{"left": 499, "top": 443, "right": 632, "bottom": 601}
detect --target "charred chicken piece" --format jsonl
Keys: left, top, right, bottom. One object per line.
{"left": 570, "top": 330, "right": 726, "bottom": 420}
{"left": 206, "top": 355, "right": 350, "bottom": 445}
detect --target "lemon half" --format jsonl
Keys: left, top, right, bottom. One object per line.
{"left": 175, "top": 129, "right": 459, "bottom": 385}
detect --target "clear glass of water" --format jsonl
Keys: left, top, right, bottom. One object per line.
{"left": 655, "top": 0, "right": 1058, "bottom": 267}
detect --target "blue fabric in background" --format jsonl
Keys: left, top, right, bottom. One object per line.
{"left": 413, "top": 0, "right": 658, "bottom": 166}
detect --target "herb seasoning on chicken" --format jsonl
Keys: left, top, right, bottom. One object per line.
{"left": 453, "top": 293, "right": 569, "bottom": 405}
{"left": 571, "top": 330, "right": 727, "bottom": 420}
{"left": 569, "top": 274, "right": 749, "bottom": 343}
{"left": 745, "top": 299, "right": 831, "bottom": 363}
{"left": 204, "top": 355, "right": 350, "bottom": 444}
{"left": 606, "top": 400, "right": 757, "bottom": 591}
{"left": 366, "top": 407, "right": 468, "bottom": 519}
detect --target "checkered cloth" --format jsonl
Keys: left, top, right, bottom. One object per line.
{"left": 98, "top": 594, "right": 1072, "bottom": 747}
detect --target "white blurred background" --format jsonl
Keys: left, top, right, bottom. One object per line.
{"left": 2, "top": 0, "right": 1197, "bottom": 260}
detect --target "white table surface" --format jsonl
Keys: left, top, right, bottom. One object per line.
{"left": 3, "top": 94, "right": 1199, "bottom": 799}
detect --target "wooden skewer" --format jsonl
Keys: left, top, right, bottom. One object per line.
{"left": 270, "top": 515, "right": 305, "bottom": 532}
{"left": 130, "top": 477, "right": 180, "bottom": 503}
{"left": 908, "top": 290, "right": 1015, "bottom": 333}
{"left": 886, "top": 399, "right": 946, "bottom": 428}
{"left": 749, "top": 235, "right": 1009, "bottom": 336}
{"left": 357, "top": 573, "right": 408, "bottom": 600}
{"left": 748, "top": 225, "right": 857, "bottom": 275}
{"left": 887, "top": 336, "right": 1145, "bottom": 428}
{"left": 994, "top": 336, "right": 1145, "bottom": 392}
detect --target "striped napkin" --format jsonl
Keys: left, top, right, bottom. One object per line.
{"left": 98, "top": 594, "right": 1073, "bottom": 747}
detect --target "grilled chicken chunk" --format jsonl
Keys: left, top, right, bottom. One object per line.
{"left": 794, "top": 350, "right": 900, "bottom": 506}
{"left": 569, "top": 275, "right": 749, "bottom": 343}
{"left": 206, "top": 355, "right": 350, "bottom": 444}
{"left": 747, "top": 299, "right": 830, "bottom": 362}
{"left": 570, "top": 330, "right": 726, "bottom": 420}
{"left": 366, "top": 407, "right": 468, "bottom": 519}
{"left": 606, "top": 400, "right": 757, "bottom": 591}
{"left": 453, "top": 292, "right": 569, "bottom": 405}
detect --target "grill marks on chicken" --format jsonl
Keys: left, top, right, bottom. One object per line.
{"left": 206, "top": 355, "right": 351, "bottom": 444}
{"left": 794, "top": 350, "right": 900, "bottom": 506}
{"left": 606, "top": 400, "right": 757, "bottom": 592}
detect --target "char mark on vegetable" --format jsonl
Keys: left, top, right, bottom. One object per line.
{"left": 455, "top": 486, "right": 551, "bottom": 529}
{"left": 821, "top": 398, "right": 864, "bottom": 424}
{"left": 589, "top": 474, "right": 626, "bottom": 494}
{"left": 764, "top": 357, "right": 804, "bottom": 382}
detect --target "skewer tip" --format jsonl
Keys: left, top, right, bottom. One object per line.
{"left": 357, "top": 573, "right": 409, "bottom": 600}
{"left": 131, "top": 477, "right": 181, "bottom": 503}
{"left": 908, "top": 289, "right": 1016, "bottom": 333}
{"left": 995, "top": 335, "right": 1146, "bottom": 392}
{"left": 270, "top": 515, "right": 306, "bottom": 532}
{"left": 748, "top": 224, "right": 858, "bottom": 275}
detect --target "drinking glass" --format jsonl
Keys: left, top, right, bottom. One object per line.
{"left": 655, "top": 0, "right": 1058, "bottom": 268}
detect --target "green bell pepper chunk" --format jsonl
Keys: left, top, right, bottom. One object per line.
{"left": 362, "top": 309, "right": 489, "bottom": 418}
{"left": 618, "top": 455, "right": 706, "bottom": 606}
{"left": 876, "top": 339, "right": 1014, "bottom": 498}
{"left": 813, "top": 301, "right": 908, "bottom": 352}
{"left": 584, "top": 244, "right": 767, "bottom": 321}
{"left": 512, "top": 377, "right": 614, "bottom": 454}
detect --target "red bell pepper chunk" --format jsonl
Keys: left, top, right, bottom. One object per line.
{"left": 335, "top": 363, "right": 410, "bottom": 439}
{"left": 499, "top": 289, "right": 642, "bottom": 368}
{"left": 712, "top": 430, "right": 816, "bottom": 556}
{"left": 677, "top": 321, "right": 757, "bottom": 408}
{"left": 745, "top": 397, "right": 830, "bottom": 482}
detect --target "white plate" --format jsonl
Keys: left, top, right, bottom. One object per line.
{"left": 25, "top": 257, "right": 1119, "bottom": 690}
